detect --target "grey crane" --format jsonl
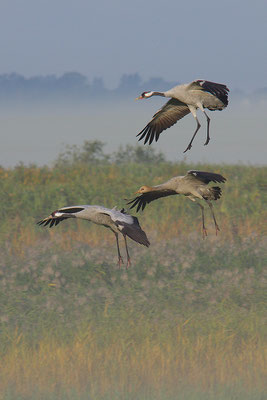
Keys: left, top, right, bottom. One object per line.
{"left": 37, "top": 205, "right": 150, "bottom": 268}
{"left": 127, "top": 170, "right": 226, "bottom": 238}
{"left": 136, "top": 79, "right": 229, "bottom": 153}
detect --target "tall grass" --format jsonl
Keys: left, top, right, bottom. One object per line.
{"left": 0, "top": 161, "right": 266, "bottom": 254}
{"left": 1, "top": 313, "right": 266, "bottom": 400}
{"left": 0, "top": 237, "right": 266, "bottom": 399}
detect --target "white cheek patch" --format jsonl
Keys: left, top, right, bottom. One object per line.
{"left": 54, "top": 212, "right": 63, "bottom": 217}
{"left": 145, "top": 92, "right": 153, "bottom": 97}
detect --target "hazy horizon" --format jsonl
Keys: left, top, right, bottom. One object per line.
{"left": 1, "top": 94, "right": 266, "bottom": 167}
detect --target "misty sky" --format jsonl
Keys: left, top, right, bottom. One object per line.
{"left": 1, "top": 99, "right": 266, "bottom": 166}
{"left": 0, "top": 0, "right": 266, "bottom": 166}
{"left": 0, "top": 0, "right": 266, "bottom": 91}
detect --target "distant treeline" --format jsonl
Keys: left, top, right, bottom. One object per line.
{"left": 0, "top": 72, "right": 266, "bottom": 103}
{"left": 53, "top": 140, "right": 165, "bottom": 168}
{"left": 0, "top": 72, "right": 176, "bottom": 102}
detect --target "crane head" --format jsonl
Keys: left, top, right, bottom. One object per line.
{"left": 135, "top": 91, "right": 153, "bottom": 100}
{"left": 136, "top": 185, "right": 153, "bottom": 194}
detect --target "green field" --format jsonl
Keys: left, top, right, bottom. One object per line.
{"left": 0, "top": 143, "right": 266, "bottom": 399}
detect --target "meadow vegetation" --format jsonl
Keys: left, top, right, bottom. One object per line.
{"left": 0, "top": 142, "right": 266, "bottom": 399}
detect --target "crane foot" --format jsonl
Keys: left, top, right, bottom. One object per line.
{"left": 117, "top": 256, "right": 124, "bottom": 268}
{"left": 215, "top": 225, "right": 220, "bottom": 236}
{"left": 183, "top": 144, "right": 192, "bottom": 153}
{"left": 202, "top": 227, "right": 208, "bottom": 239}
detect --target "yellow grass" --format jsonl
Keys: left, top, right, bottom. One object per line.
{"left": 8, "top": 213, "right": 265, "bottom": 257}
{"left": 1, "top": 321, "right": 266, "bottom": 398}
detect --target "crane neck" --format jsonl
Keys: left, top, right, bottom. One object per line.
{"left": 152, "top": 91, "right": 166, "bottom": 97}
{"left": 151, "top": 183, "right": 169, "bottom": 191}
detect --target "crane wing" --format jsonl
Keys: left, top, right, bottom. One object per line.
{"left": 186, "top": 170, "right": 226, "bottom": 184}
{"left": 37, "top": 214, "right": 67, "bottom": 228}
{"left": 100, "top": 208, "right": 133, "bottom": 225}
{"left": 137, "top": 98, "right": 190, "bottom": 145}
{"left": 188, "top": 80, "right": 229, "bottom": 106}
{"left": 37, "top": 206, "right": 85, "bottom": 228}
{"left": 126, "top": 190, "right": 176, "bottom": 212}
{"left": 101, "top": 209, "right": 150, "bottom": 247}
{"left": 116, "top": 215, "right": 150, "bottom": 247}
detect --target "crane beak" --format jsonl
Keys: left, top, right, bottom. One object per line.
{"left": 135, "top": 190, "right": 141, "bottom": 194}
{"left": 135, "top": 95, "right": 142, "bottom": 100}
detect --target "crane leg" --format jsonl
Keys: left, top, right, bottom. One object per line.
{"left": 196, "top": 203, "right": 208, "bottom": 239}
{"left": 123, "top": 235, "right": 132, "bottom": 269}
{"left": 203, "top": 111, "right": 211, "bottom": 146}
{"left": 115, "top": 233, "right": 123, "bottom": 268}
{"left": 184, "top": 117, "right": 201, "bottom": 153}
{"left": 187, "top": 196, "right": 207, "bottom": 238}
{"left": 206, "top": 201, "right": 220, "bottom": 235}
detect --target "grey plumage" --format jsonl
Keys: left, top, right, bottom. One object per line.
{"left": 127, "top": 170, "right": 226, "bottom": 237}
{"left": 37, "top": 205, "right": 150, "bottom": 268}
{"left": 136, "top": 79, "right": 229, "bottom": 152}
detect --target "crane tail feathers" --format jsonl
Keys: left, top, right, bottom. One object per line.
{"left": 211, "top": 186, "right": 222, "bottom": 200}
{"left": 203, "top": 186, "right": 223, "bottom": 201}
{"left": 196, "top": 80, "right": 229, "bottom": 107}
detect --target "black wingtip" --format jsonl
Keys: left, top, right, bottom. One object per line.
{"left": 143, "top": 238, "right": 150, "bottom": 247}
{"left": 125, "top": 196, "right": 145, "bottom": 213}
{"left": 37, "top": 219, "right": 50, "bottom": 226}
{"left": 188, "top": 170, "right": 227, "bottom": 184}
{"left": 37, "top": 217, "right": 55, "bottom": 228}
